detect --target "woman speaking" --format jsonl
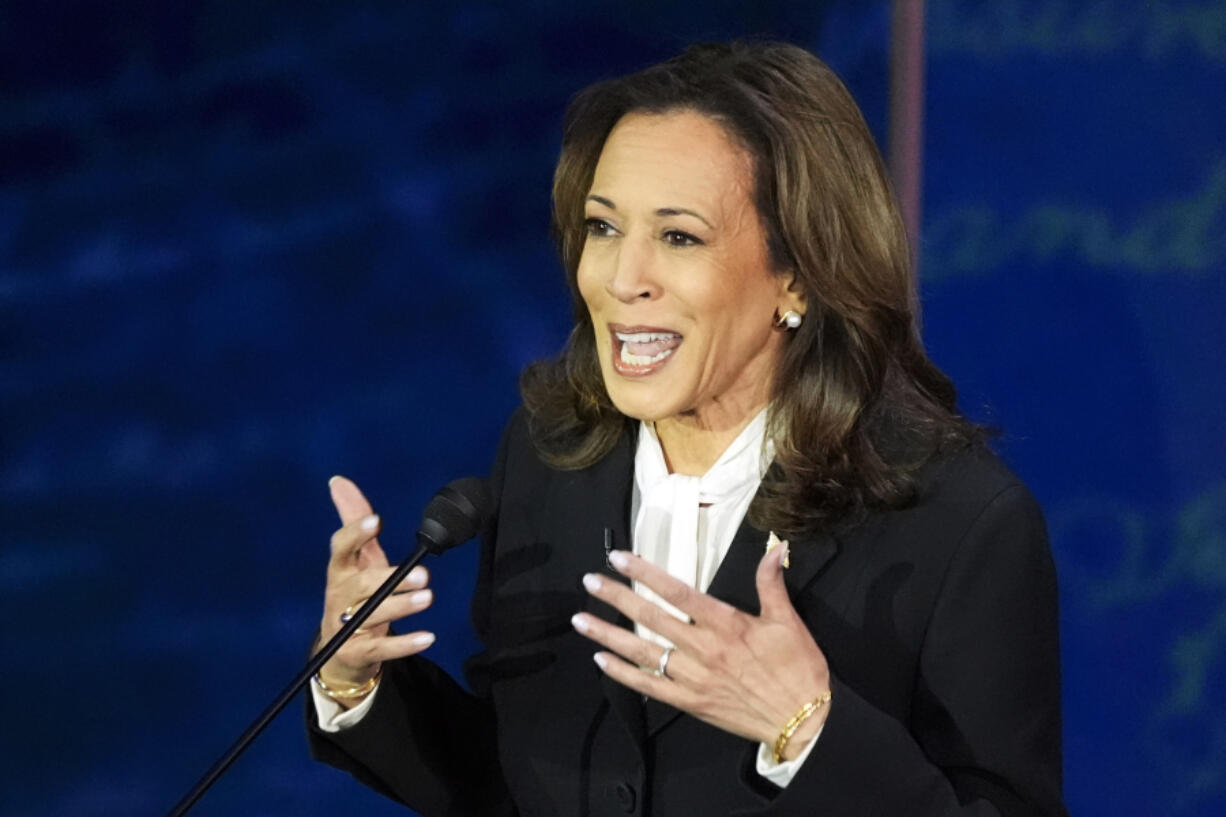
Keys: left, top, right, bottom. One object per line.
{"left": 306, "top": 41, "right": 1067, "bottom": 817}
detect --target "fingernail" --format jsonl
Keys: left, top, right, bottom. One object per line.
{"left": 410, "top": 632, "right": 435, "bottom": 647}
{"left": 571, "top": 613, "right": 590, "bottom": 633}
{"left": 361, "top": 514, "right": 380, "bottom": 532}
{"left": 328, "top": 475, "right": 341, "bottom": 487}
{"left": 409, "top": 589, "right": 432, "bottom": 605}
{"left": 582, "top": 573, "right": 602, "bottom": 592}
{"left": 408, "top": 566, "right": 427, "bottom": 585}
{"left": 608, "top": 550, "right": 630, "bottom": 570}
{"left": 593, "top": 652, "right": 609, "bottom": 669}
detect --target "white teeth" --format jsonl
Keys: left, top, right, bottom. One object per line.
{"left": 614, "top": 331, "right": 680, "bottom": 343}
{"left": 619, "top": 344, "right": 674, "bottom": 366}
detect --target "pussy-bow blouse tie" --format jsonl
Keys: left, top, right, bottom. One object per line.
{"left": 632, "top": 411, "right": 771, "bottom": 647}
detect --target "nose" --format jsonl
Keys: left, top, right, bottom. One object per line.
{"left": 605, "top": 238, "right": 660, "bottom": 303}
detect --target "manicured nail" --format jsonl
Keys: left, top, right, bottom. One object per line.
{"left": 593, "top": 652, "right": 609, "bottom": 669}
{"left": 408, "top": 566, "right": 427, "bottom": 585}
{"left": 361, "top": 514, "right": 380, "bottom": 532}
{"left": 608, "top": 550, "right": 630, "bottom": 570}
{"left": 582, "top": 573, "right": 602, "bottom": 592}
{"left": 328, "top": 475, "right": 341, "bottom": 487}
{"left": 571, "top": 613, "right": 591, "bottom": 633}
{"left": 409, "top": 589, "right": 432, "bottom": 605}
{"left": 410, "top": 632, "right": 435, "bottom": 647}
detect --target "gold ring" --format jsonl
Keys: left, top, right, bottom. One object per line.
{"left": 340, "top": 597, "right": 370, "bottom": 626}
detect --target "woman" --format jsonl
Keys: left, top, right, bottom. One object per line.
{"left": 308, "top": 42, "right": 1067, "bottom": 816}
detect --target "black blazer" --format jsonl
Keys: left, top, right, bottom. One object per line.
{"left": 308, "top": 409, "right": 1067, "bottom": 817}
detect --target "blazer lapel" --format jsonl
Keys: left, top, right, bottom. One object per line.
{"left": 643, "top": 516, "right": 840, "bottom": 737}
{"left": 573, "top": 426, "right": 647, "bottom": 748}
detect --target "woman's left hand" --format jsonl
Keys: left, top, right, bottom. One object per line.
{"left": 571, "top": 543, "right": 832, "bottom": 760}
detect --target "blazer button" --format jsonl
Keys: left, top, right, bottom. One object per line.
{"left": 614, "top": 781, "right": 636, "bottom": 812}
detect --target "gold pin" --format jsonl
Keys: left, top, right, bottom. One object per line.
{"left": 766, "top": 531, "right": 790, "bottom": 568}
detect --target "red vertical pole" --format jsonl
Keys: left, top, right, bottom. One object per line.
{"left": 890, "top": 0, "right": 926, "bottom": 274}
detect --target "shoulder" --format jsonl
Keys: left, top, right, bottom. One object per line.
{"left": 913, "top": 443, "right": 1044, "bottom": 532}
{"left": 490, "top": 405, "right": 636, "bottom": 498}
{"left": 488, "top": 406, "right": 541, "bottom": 500}
{"left": 497, "top": 405, "right": 535, "bottom": 462}
{"left": 845, "top": 444, "right": 1049, "bottom": 590}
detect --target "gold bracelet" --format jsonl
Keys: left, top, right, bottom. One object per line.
{"left": 772, "top": 689, "right": 833, "bottom": 763}
{"left": 313, "top": 666, "right": 383, "bottom": 701}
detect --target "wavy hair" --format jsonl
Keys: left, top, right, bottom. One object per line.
{"left": 521, "top": 41, "right": 982, "bottom": 535}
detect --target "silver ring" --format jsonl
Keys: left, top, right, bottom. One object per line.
{"left": 656, "top": 646, "right": 675, "bottom": 679}
{"left": 340, "top": 604, "right": 358, "bottom": 625}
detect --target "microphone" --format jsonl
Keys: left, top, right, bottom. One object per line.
{"left": 165, "top": 478, "right": 493, "bottom": 817}
{"left": 418, "top": 477, "right": 493, "bottom": 554}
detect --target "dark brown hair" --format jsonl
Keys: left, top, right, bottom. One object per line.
{"left": 521, "top": 41, "right": 981, "bottom": 536}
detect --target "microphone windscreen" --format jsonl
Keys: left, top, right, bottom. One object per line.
{"left": 417, "top": 477, "right": 493, "bottom": 554}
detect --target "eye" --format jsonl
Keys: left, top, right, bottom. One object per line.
{"left": 662, "top": 229, "right": 703, "bottom": 247}
{"left": 584, "top": 217, "right": 618, "bottom": 238}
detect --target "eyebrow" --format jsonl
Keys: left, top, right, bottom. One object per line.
{"left": 586, "top": 195, "right": 713, "bottom": 229}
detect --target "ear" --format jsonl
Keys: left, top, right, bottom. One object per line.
{"left": 777, "top": 269, "right": 807, "bottom": 317}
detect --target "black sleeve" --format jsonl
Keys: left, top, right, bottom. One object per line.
{"left": 758, "top": 484, "right": 1068, "bottom": 817}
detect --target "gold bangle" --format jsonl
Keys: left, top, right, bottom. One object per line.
{"left": 313, "top": 666, "right": 382, "bottom": 701}
{"left": 772, "top": 689, "right": 833, "bottom": 763}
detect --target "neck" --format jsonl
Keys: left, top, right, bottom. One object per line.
{"left": 654, "top": 400, "right": 767, "bottom": 476}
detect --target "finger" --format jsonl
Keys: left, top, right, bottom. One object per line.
{"left": 604, "top": 551, "right": 737, "bottom": 627}
{"left": 360, "top": 588, "right": 434, "bottom": 628}
{"left": 330, "top": 475, "right": 375, "bottom": 526}
{"left": 326, "top": 566, "right": 430, "bottom": 628}
{"left": 335, "top": 630, "right": 437, "bottom": 668}
{"left": 355, "top": 533, "right": 389, "bottom": 571}
{"left": 592, "top": 651, "right": 696, "bottom": 710}
{"left": 755, "top": 539, "right": 794, "bottom": 621}
{"left": 328, "top": 586, "right": 436, "bottom": 634}
{"left": 580, "top": 572, "right": 700, "bottom": 651}
{"left": 327, "top": 476, "right": 390, "bottom": 572}
{"left": 333, "top": 565, "right": 430, "bottom": 607}
{"left": 329, "top": 514, "right": 382, "bottom": 564}
{"left": 571, "top": 612, "right": 682, "bottom": 674}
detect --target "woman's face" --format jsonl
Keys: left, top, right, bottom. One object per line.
{"left": 577, "top": 110, "right": 803, "bottom": 430}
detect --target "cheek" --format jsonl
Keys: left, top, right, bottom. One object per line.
{"left": 695, "top": 273, "right": 777, "bottom": 358}
{"left": 576, "top": 256, "right": 602, "bottom": 314}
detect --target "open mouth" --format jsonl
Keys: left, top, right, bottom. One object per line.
{"left": 610, "top": 325, "right": 683, "bottom": 375}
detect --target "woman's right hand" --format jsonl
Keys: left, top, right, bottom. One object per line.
{"left": 316, "top": 476, "right": 437, "bottom": 698}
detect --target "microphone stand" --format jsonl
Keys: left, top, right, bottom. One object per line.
{"left": 165, "top": 540, "right": 431, "bottom": 817}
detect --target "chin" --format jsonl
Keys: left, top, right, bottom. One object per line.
{"left": 602, "top": 377, "right": 688, "bottom": 423}
{"left": 608, "top": 394, "right": 668, "bottom": 423}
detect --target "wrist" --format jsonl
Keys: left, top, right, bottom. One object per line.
{"left": 314, "top": 664, "right": 383, "bottom": 709}
{"left": 778, "top": 701, "right": 828, "bottom": 760}
{"left": 772, "top": 689, "right": 833, "bottom": 763}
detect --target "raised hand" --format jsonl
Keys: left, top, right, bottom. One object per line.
{"left": 571, "top": 544, "right": 832, "bottom": 760}
{"left": 316, "top": 476, "right": 437, "bottom": 699}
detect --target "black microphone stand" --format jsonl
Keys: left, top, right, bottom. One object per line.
{"left": 164, "top": 540, "right": 431, "bottom": 817}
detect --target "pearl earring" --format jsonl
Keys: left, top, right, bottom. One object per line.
{"left": 776, "top": 309, "right": 803, "bottom": 330}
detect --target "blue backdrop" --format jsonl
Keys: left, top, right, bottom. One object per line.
{"left": 2, "top": 2, "right": 1223, "bottom": 815}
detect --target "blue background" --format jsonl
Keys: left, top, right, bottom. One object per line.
{"left": 2, "top": 2, "right": 1223, "bottom": 815}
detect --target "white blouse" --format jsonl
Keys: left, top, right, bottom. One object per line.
{"left": 629, "top": 409, "right": 773, "bottom": 645}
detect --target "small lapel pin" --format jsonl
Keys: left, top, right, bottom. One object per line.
{"left": 766, "top": 530, "right": 790, "bottom": 568}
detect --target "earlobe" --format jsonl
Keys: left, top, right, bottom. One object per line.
{"left": 774, "top": 309, "right": 804, "bottom": 330}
